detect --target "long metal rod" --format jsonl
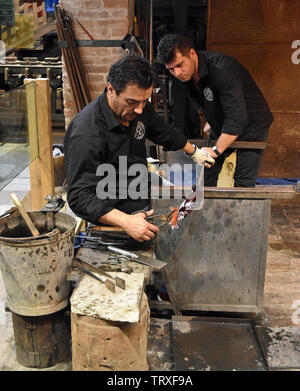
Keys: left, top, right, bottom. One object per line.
{"left": 54, "top": 5, "right": 91, "bottom": 112}
{"left": 62, "top": 10, "right": 91, "bottom": 105}
{"left": 54, "top": 4, "right": 81, "bottom": 113}
{"left": 149, "top": 0, "right": 153, "bottom": 63}
{"left": 60, "top": 8, "right": 85, "bottom": 109}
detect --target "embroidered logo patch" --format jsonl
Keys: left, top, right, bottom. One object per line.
{"left": 134, "top": 121, "right": 146, "bottom": 140}
{"left": 203, "top": 87, "right": 214, "bottom": 102}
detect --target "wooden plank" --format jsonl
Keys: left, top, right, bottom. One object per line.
{"left": 9, "top": 192, "right": 40, "bottom": 236}
{"left": 204, "top": 187, "right": 296, "bottom": 199}
{"left": 35, "top": 78, "right": 55, "bottom": 204}
{"left": 190, "top": 139, "right": 267, "bottom": 150}
{"left": 150, "top": 186, "right": 296, "bottom": 200}
{"left": 146, "top": 139, "right": 267, "bottom": 150}
{"left": 25, "top": 78, "right": 42, "bottom": 210}
{"left": 217, "top": 151, "right": 236, "bottom": 187}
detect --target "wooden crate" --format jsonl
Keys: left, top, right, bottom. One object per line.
{"left": 14, "top": 0, "right": 47, "bottom": 29}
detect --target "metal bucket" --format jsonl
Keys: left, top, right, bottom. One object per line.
{"left": 0, "top": 209, "right": 76, "bottom": 316}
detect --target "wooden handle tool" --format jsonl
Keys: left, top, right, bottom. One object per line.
{"left": 90, "top": 226, "right": 124, "bottom": 232}
{"left": 9, "top": 192, "right": 40, "bottom": 237}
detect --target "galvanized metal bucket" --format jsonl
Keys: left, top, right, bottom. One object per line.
{"left": 0, "top": 209, "right": 76, "bottom": 316}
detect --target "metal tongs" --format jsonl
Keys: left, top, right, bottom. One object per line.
{"left": 73, "top": 258, "right": 128, "bottom": 293}
{"left": 132, "top": 209, "right": 178, "bottom": 227}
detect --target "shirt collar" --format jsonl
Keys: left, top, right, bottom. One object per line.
{"left": 99, "top": 88, "right": 119, "bottom": 131}
{"left": 187, "top": 52, "right": 209, "bottom": 91}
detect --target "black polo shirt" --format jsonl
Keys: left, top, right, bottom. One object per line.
{"left": 64, "top": 90, "right": 187, "bottom": 225}
{"left": 187, "top": 51, "right": 273, "bottom": 141}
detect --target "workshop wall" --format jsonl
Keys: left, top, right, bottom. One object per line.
{"left": 206, "top": 0, "right": 300, "bottom": 178}
{"left": 59, "top": 0, "right": 131, "bottom": 128}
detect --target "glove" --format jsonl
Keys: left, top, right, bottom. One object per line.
{"left": 191, "top": 146, "right": 215, "bottom": 165}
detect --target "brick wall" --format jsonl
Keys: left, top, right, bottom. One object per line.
{"left": 59, "top": 0, "right": 132, "bottom": 128}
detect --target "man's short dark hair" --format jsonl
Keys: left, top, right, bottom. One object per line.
{"left": 107, "top": 55, "right": 155, "bottom": 95}
{"left": 157, "top": 34, "right": 193, "bottom": 64}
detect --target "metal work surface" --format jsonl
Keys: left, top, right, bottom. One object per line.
{"left": 153, "top": 197, "right": 270, "bottom": 314}
{"left": 172, "top": 316, "right": 267, "bottom": 371}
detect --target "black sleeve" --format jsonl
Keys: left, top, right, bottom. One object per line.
{"left": 214, "top": 63, "right": 248, "bottom": 135}
{"left": 143, "top": 103, "right": 188, "bottom": 150}
{"left": 64, "top": 122, "right": 115, "bottom": 225}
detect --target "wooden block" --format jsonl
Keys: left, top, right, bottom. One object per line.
{"left": 70, "top": 272, "right": 145, "bottom": 323}
{"left": 71, "top": 293, "right": 149, "bottom": 371}
{"left": 217, "top": 151, "right": 236, "bottom": 187}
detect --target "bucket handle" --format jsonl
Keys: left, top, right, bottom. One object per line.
{"left": 0, "top": 228, "right": 61, "bottom": 243}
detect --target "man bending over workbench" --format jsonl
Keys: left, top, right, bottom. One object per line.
{"left": 64, "top": 55, "right": 214, "bottom": 242}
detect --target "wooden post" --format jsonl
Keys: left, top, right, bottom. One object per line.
{"left": 35, "top": 78, "right": 55, "bottom": 203}
{"left": 25, "top": 78, "right": 55, "bottom": 209}
{"left": 25, "top": 78, "right": 41, "bottom": 210}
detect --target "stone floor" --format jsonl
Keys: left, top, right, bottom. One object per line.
{"left": 0, "top": 167, "right": 299, "bottom": 371}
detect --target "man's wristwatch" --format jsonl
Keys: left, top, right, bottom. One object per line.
{"left": 212, "top": 145, "right": 221, "bottom": 157}
{"left": 184, "top": 144, "right": 197, "bottom": 157}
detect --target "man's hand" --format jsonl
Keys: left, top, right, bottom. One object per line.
{"left": 191, "top": 146, "right": 215, "bottom": 168}
{"left": 99, "top": 208, "right": 159, "bottom": 242}
{"left": 202, "top": 133, "right": 238, "bottom": 159}
{"left": 122, "top": 209, "right": 159, "bottom": 242}
{"left": 201, "top": 146, "right": 219, "bottom": 160}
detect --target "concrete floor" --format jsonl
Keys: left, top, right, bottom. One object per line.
{"left": 0, "top": 167, "right": 300, "bottom": 371}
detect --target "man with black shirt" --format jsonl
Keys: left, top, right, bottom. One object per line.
{"left": 64, "top": 55, "right": 214, "bottom": 242}
{"left": 157, "top": 34, "right": 273, "bottom": 187}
